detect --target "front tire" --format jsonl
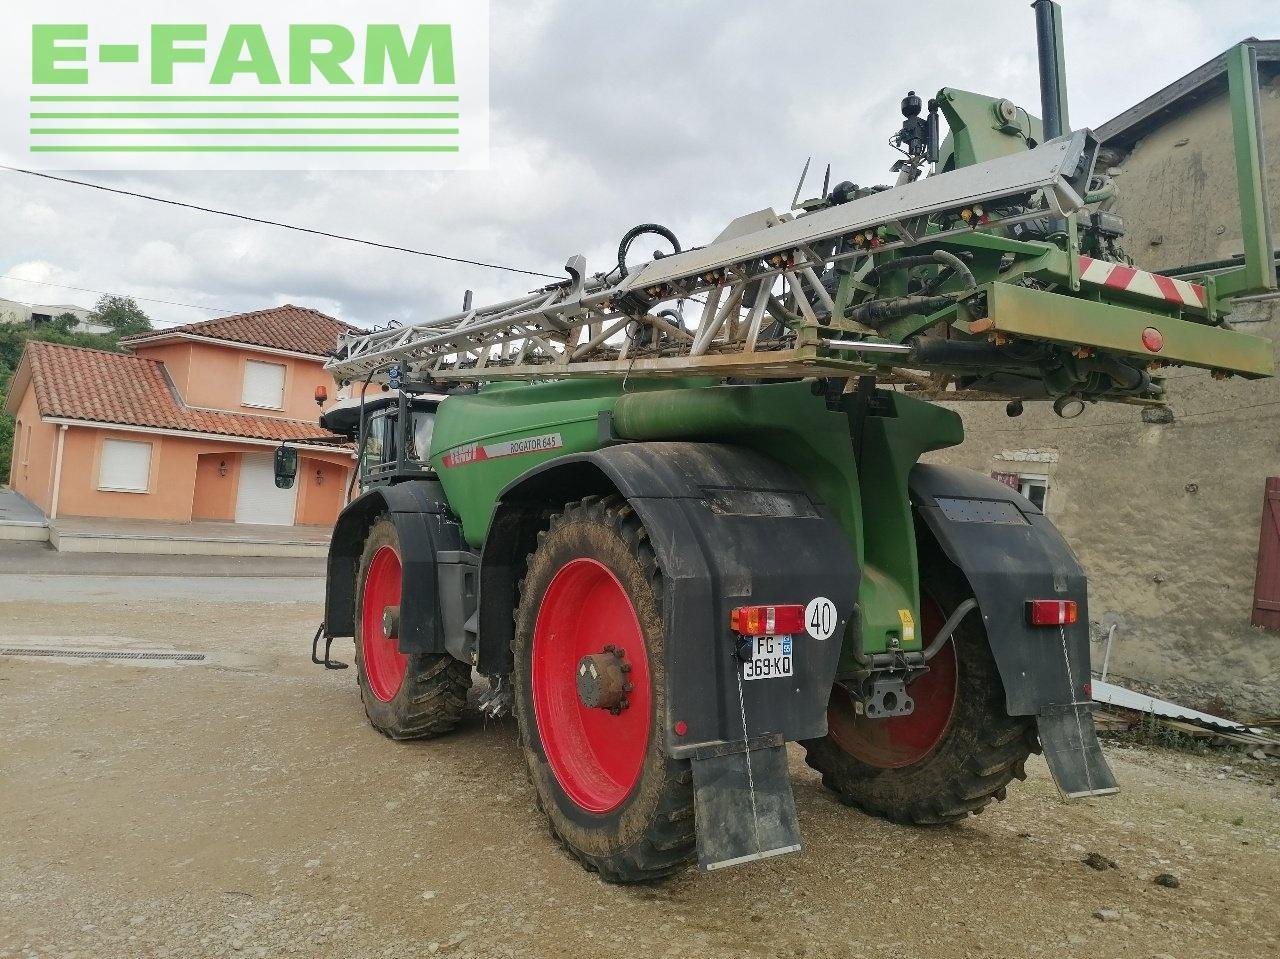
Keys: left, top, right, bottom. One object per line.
{"left": 513, "top": 495, "right": 695, "bottom": 883}
{"left": 802, "top": 568, "right": 1036, "bottom": 824}
{"left": 354, "top": 517, "right": 470, "bottom": 740}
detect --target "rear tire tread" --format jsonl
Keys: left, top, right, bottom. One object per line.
{"left": 513, "top": 494, "right": 695, "bottom": 883}
{"left": 355, "top": 516, "right": 471, "bottom": 741}
{"left": 801, "top": 564, "right": 1035, "bottom": 826}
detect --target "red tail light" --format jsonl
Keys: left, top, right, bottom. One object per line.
{"left": 731, "top": 604, "right": 805, "bottom": 636}
{"left": 1027, "top": 599, "right": 1078, "bottom": 626}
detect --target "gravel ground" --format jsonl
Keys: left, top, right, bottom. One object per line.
{"left": 1, "top": 553, "right": 1277, "bottom": 959}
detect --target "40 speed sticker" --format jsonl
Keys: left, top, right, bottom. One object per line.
{"left": 440, "top": 432, "right": 564, "bottom": 468}
{"left": 804, "top": 596, "right": 838, "bottom": 640}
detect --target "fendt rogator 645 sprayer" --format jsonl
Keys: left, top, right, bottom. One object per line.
{"left": 285, "top": 3, "right": 1276, "bottom": 880}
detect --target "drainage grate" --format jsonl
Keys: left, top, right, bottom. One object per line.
{"left": 0, "top": 647, "right": 206, "bottom": 662}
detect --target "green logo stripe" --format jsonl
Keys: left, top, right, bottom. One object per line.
{"left": 30, "top": 112, "right": 460, "bottom": 119}
{"left": 30, "top": 95, "right": 460, "bottom": 102}
{"left": 31, "top": 128, "right": 460, "bottom": 135}
{"left": 30, "top": 144, "right": 463, "bottom": 152}
{"left": 97, "top": 44, "right": 140, "bottom": 64}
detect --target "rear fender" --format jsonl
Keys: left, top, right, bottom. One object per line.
{"left": 486, "top": 442, "right": 859, "bottom": 870}
{"left": 909, "top": 464, "right": 1117, "bottom": 798}
{"left": 486, "top": 442, "right": 859, "bottom": 750}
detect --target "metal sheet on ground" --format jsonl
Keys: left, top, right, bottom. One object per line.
{"left": 1092, "top": 679, "right": 1264, "bottom": 734}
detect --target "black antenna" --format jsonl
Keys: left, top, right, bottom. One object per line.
{"left": 790, "top": 157, "right": 812, "bottom": 210}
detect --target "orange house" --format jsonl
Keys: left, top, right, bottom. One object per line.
{"left": 5, "top": 305, "right": 355, "bottom": 527}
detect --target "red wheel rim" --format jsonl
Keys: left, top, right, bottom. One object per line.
{"left": 361, "top": 545, "right": 408, "bottom": 702}
{"left": 531, "top": 558, "right": 652, "bottom": 814}
{"left": 827, "top": 596, "right": 958, "bottom": 768}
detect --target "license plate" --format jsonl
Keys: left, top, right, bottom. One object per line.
{"left": 742, "top": 635, "right": 793, "bottom": 681}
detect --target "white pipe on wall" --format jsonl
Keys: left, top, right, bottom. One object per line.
{"left": 49, "top": 424, "right": 68, "bottom": 520}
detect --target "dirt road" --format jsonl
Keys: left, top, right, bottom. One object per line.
{"left": 1, "top": 547, "right": 1276, "bottom": 959}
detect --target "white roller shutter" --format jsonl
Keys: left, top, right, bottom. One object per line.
{"left": 242, "top": 360, "right": 286, "bottom": 409}
{"left": 98, "top": 439, "right": 152, "bottom": 492}
{"left": 235, "top": 453, "right": 298, "bottom": 525}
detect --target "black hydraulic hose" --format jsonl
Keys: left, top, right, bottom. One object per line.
{"left": 929, "top": 250, "right": 977, "bottom": 290}
{"left": 848, "top": 294, "right": 956, "bottom": 326}
{"left": 850, "top": 251, "right": 976, "bottom": 327}
{"left": 1083, "top": 354, "right": 1148, "bottom": 393}
{"left": 617, "top": 223, "right": 682, "bottom": 279}
{"left": 907, "top": 337, "right": 1040, "bottom": 371}
{"left": 921, "top": 598, "right": 979, "bottom": 661}
{"left": 345, "top": 366, "right": 379, "bottom": 502}
{"left": 863, "top": 250, "right": 976, "bottom": 290}
{"left": 863, "top": 255, "right": 939, "bottom": 286}
{"left": 766, "top": 294, "right": 807, "bottom": 326}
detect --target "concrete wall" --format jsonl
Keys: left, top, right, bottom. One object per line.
{"left": 0, "top": 298, "right": 98, "bottom": 332}
{"left": 928, "top": 298, "right": 1280, "bottom": 716}
{"left": 1104, "top": 69, "right": 1280, "bottom": 272}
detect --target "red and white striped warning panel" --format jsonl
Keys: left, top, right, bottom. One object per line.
{"left": 1078, "top": 256, "right": 1206, "bottom": 308}
{"left": 440, "top": 432, "right": 564, "bottom": 468}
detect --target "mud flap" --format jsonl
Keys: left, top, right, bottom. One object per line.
{"left": 1037, "top": 702, "right": 1120, "bottom": 799}
{"left": 690, "top": 738, "right": 802, "bottom": 871}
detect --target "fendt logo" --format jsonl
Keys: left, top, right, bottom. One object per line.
{"left": 1, "top": 1, "right": 489, "bottom": 171}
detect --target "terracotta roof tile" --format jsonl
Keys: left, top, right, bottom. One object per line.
{"left": 24, "top": 341, "right": 344, "bottom": 443}
{"left": 120, "top": 304, "right": 357, "bottom": 357}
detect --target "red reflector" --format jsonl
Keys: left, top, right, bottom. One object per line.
{"left": 1141, "top": 327, "right": 1164, "bottom": 352}
{"left": 730, "top": 604, "right": 805, "bottom": 636}
{"left": 673, "top": 720, "right": 688, "bottom": 737}
{"left": 1027, "top": 599, "right": 1078, "bottom": 626}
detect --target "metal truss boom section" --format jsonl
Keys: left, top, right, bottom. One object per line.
{"left": 327, "top": 131, "right": 1097, "bottom": 384}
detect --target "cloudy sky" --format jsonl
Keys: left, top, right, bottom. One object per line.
{"left": 1, "top": 0, "right": 1274, "bottom": 331}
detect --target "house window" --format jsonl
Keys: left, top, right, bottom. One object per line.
{"left": 98, "top": 438, "right": 153, "bottom": 493}
{"left": 1017, "top": 473, "right": 1049, "bottom": 510}
{"left": 992, "top": 470, "right": 1050, "bottom": 510}
{"left": 242, "top": 360, "right": 287, "bottom": 409}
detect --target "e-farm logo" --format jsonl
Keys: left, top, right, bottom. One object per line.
{"left": 1, "top": 1, "right": 489, "bottom": 171}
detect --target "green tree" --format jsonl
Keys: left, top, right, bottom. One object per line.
{"left": 51, "top": 311, "right": 79, "bottom": 333}
{"left": 90, "top": 294, "right": 152, "bottom": 337}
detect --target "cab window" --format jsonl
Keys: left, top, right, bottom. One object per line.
{"left": 408, "top": 408, "right": 436, "bottom": 463}
{"left": 362, "top": 410, "right": 396, "bottom": 475}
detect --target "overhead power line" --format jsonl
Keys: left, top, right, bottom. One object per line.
{"left": 0, "top": 272, "right": 223, "bottom": 322}
{"left": 2, "top": 166, "right": 561, "bottom": 280}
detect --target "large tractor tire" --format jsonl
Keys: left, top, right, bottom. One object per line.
{"left": 512, "top": 494, "right": 695, "bottom": 883}
{"left": 802, "top": 567, "right": 1036, "bottom": 825}
{"left": 354, "top": 517, "right": 470, "bottom": 740}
